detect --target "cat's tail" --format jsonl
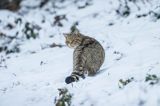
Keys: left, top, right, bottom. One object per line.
{"left": 65, "top": 72, "right": 85, "bottom": 84}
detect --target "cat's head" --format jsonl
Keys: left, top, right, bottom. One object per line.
{"left": 63, "top": 30, "right": 82, "bottom": 48}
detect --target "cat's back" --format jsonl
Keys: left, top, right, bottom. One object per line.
{"left": 75, "top": 35, "right": 105, "bottom": 75}
{"left": 80, "top": 35, "right": 104, "bottom": 54}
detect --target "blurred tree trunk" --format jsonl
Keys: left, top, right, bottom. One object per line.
{"left": 0, "top": 0, "right": 22, "bottom": 11}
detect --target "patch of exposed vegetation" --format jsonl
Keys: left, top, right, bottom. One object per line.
{"left": 145, "top": 74, "right": 160, "bottom": 85}
{"left": 55, "top": 88, "right": 72, "bottom": 106}
{"left": 118, "top": 77, "right": 134, "bottom": 88}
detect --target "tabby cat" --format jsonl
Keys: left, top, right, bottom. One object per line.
{"left": 64, "top": 30, "right": 105, "bottom": 84}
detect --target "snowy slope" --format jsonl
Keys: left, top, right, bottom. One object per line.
{"left": 0, "top": 0, "right": 160, "bottom": 106}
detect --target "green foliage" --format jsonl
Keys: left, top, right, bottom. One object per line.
{"left": 0, "top": 44, "right": 20, "bottom": 54}
{"left": 23, "top": 22, "right": 41, "bottom": 39}
{"left": 0, "top": 20, "right": 41, "bottom": 54}
{"left": 118, "top": 77, "right": 134, "bottom": 89}
{"left": 5, "top": 45, "right": 20, "bottom": 54}
{"left": 145, "top": 74, "right": 160, "bottom": 85}
{"left": 0, "top": 32, "right": 20, "bottom": 54}
{"left": 55, "top": 88, "right": 72, "bottom": 106}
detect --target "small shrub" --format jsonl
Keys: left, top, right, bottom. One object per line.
{"left": 118, "top": 77, "right": 134, "bottom": 88}
{"left": 55, "top": 88, "right": 72, "bottom": 106}
{"left": 145, "top": 74, "right": 159, "bottom": 85}
{"left": 23, "top": 22, "right": 41, "bottom": 39}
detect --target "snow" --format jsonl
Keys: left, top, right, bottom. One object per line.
{"left": 0, "top": 0, "right": 160, "bottom": 106}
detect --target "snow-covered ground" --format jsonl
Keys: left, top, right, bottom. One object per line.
{"left": 0, "top": 0, "right": 160, "bottom": 106}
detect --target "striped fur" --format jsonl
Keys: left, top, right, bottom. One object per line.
{"left": 64, "top": 30, "right": 105, "bottom": 84}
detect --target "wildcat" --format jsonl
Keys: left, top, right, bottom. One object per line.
{"left": 64, "top": 30, "right": 105, "bottom": 84}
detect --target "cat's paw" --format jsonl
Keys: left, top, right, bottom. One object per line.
{"left": 65, "top": 76, "right": 75, "bottom": 84}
